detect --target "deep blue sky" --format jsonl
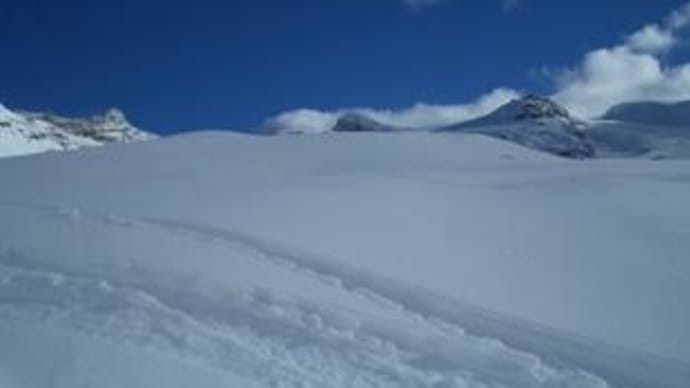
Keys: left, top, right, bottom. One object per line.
{"left": 0, "top": 0, "right": 686, "bottom": 133}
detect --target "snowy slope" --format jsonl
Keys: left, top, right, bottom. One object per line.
{"left": 1, "top": 131, "right": 689, "bottom": 387}
{"left": 439, "top": 95, "right": 595, "bottom": 158}
{"left": 0, "top": 103, "right": 154, "bottom": 158}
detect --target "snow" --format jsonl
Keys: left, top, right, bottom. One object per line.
{"left": 0, "top": 319, "right": 257, "bottom": 388}
{"left": 0, "top": 131, "right": 689, "bottom": 387}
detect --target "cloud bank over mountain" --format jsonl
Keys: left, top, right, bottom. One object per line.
{"left": 266, "top": 2, "right": 690, "bottom": 133}
{"left": 264, "top": 88, "right": 519, "bottom": 134}
{"left": 552, "top": 2, "right": 690, "bottom": 117}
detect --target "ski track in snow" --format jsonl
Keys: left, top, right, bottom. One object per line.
{"left": 0, "top": 201, "right": 664, "bottom": 388}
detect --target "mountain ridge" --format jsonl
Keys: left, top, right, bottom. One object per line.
{"left": 0, "top": 103, "right": 155, "bottom": 158}
{"left": 601, "top": 100, "right": 690, "bottom": 128}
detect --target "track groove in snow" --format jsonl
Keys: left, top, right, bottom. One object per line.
{"left": 0, "top": 202, "right": 613, "bottom": 388}
{"left": 133, "top": 216, "right": 689, "bottom": 388}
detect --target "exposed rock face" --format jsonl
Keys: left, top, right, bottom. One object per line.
{"left": 23, "top": 108, "right": 154, "bottom": 143}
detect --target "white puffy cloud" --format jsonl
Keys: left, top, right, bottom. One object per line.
{"left": 263, "top": 88, "right": 519, "bottom": 133}
{"left": 553, "top": 47, "right": 690, "bottom": 117}
{"left": 360, "top": 88, "right": 519, "bottom": 127}
{"left": 263, "top": 109, "right": 340, "bottom": 134}
{"left": 625, "top": 24, "right": 675, "bottom": 54}
{"left": 552, "top": 2, "right": 690, "bottom": 118}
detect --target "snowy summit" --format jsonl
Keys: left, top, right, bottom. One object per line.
{"left": 0, "top": 103, "right": 154, "bottom": 158}
{"left": 331, "top": 113, "right": 400, "bottom": 133}
{"left": 440, "top": 95, "right": 596, "bottom": 159}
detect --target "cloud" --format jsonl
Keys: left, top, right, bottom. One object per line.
{"left": 263, "top": 88, "right": 519, "bottom": 133}
{"left": 263, "top": 109, "right": 340, "bottom": 134}
{"left": 625, "top": 24, "right": 675, "bottom": 54}
{"left": 552, "top": 2, "right": 690, "bottom": 118}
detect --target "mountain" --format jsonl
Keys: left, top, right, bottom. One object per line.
{"left": 0, "top": 131, "right": 688, "bottom": 388}
{"left": 601, "top": 100, "right": 690, "bottom": 128}
{"left": 23, "top": 108, "right": 153, "bottom": 143}
{"left": 586, "top": 121, "right": 690, "bottom": 159}
{"left": 0, "top": 103, "right": 154, "bottom": 158}
{"left": 269, "top": 96, "right": 597, "bottom": 159}
{"left": 331, "top": 113, "right": 400, "bottom": 132}
{"left": 584, "top": 100, "right": 690, "bottom": 159}
{"left": 439, "top": 95, "right": 596, "bottom": 159}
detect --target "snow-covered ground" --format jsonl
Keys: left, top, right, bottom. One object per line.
{"left": 1, "top": 131, "right": 689, "bottom": 387}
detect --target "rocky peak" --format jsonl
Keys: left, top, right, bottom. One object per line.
{"left": 0, "top": 103, "right": 155, "bottom": 158}
{"left": 497, "top": 94, "right": 573, "bottom": 123}
{"left": 508, "top": 94, "right": 571, "bottom": 120}
{"left": 332, "top": 113, "right": 396, "bottom": 133}
{"left": 26, "top": 108, "right": 153, "bottom": 143}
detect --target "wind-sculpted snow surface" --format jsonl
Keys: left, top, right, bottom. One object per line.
{"left": 0, "top": 131, "right": 689, "bottom": 387}
{"left": 0, "top": 204, "right": 609, "bottom": 388}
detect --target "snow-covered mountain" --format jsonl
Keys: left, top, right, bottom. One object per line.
{"left": 0, "top": 103, "right": 154, "bottom": 158}
{"left": 586, "top": 121, "right": 690, "bottom": 159}
{"left": 439, "top": 95, "right": 596, "bottom": 159}
{"left": 261, "top": 96, "right": 690, "bottom": 161}
{"left": 1, "top": 131, "right": 689, "bottom": 388}
{"left": 265, "top": 95, "right": 598, "bottom": 159}
{"left": 23, "top": 108, "right": 153, "bottom": 143}
{"left": 331, "top": 112, "right": 401, "bottom": 133}
{"left": 601, "top": 100, "right": 690, "bottom": 128}
{"left": 584, "top": 100, "right": 690, "bottom": 159}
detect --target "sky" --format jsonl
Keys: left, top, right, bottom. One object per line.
{"left": 1, "top": 0, "right": 689, "bottom": 134}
